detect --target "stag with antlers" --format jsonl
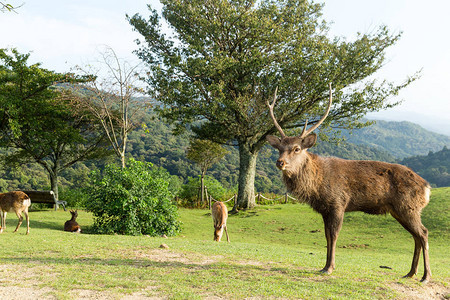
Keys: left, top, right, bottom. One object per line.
{"left": 266, "top": 84, "right": 431, "bottom": 283}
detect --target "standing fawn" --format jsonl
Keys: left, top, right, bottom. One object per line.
{"left": 266, "top": 84, "right": 431, "bottom": 283}
{"left": 0, "top": 191, "right": 31, "bottom": 234}
{"left": 212, "top": 201, "right": 230, "bottom": 242}
{"left": 64, "top": 210, "right": 81, "bottom": 233}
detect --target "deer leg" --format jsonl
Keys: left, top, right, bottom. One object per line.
{"left": 321, "top": 216, "right": 332, "bottom": 273}
{"left": 392, "top": 213, "right": 431, "bottom": 283}
{"left": 224, "top": 224, "right": 230, "bottom": 242}
{"left": 402, "top": 237, "right": 421, "bottom": 278}
{"left": 0, "top": 211, "right": 6, "bottom": 233}
{"left": 13, "top": 211, "right": 23, "bottom": 233}
{"left": 320, "top": 212, "right": 343, "bottom": 274}
{"left": 419, "top": 224, "right": 431, "bottom": 283}
{"left": 24, "top": 210, "right": 30, "bottom": 235}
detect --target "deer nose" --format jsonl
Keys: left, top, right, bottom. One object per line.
{"left": 276, "top": 159, "right": 285, "bottom": 169}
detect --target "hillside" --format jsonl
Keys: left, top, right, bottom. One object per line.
{"left": 400, "top": 146, "right": 450, "bottom": 187}
{"left": 126, "top": 113, "right": 398, "bottom": 194}
{"left": 344, "top": 120, "right": 450, "bottom": 159}
{"left": 1, "top": 112, "right": 449, "bottom": 196}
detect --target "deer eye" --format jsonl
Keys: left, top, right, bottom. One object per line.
{"left": 294, "top": 147, "right": 302, "bottom": 153}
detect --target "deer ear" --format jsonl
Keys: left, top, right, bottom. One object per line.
{"left": 266, "top": 135, "right": 281, "bottom": 148}
{"left": 301, "top": 133, "right": 317, "bottom": 149}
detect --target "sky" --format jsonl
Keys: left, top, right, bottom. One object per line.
{"left": 1, "top": 0, "right": 449, "bottom": 135}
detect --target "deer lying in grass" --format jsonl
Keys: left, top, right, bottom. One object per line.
{"left": 64, "top": 210, "right": 81, "bottom": 233}
{"left": 212, "top": 201, "right": 229, "bottom": 242}
{"left": 0, "top": 191, "right": 31, "bottom": 234}
{"left": 266, "top": 84, "right": 431, "bottom": 283}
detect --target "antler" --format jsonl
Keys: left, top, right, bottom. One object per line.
{"left": 266, "top": 86, "right": 286, "bottom": 139}
{"left": 299, "top": 83, "right": 333, "bottom": 139}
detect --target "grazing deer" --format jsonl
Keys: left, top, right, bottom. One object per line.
{"left": 212, "top": 201, "right": 230, "bottom": 242}
{"left": 0, "top": 191, "right": 31, "bottom": 234}
{"left": 64, "top": 210, "right": 81, "bottom": 233}
{"left": 266, "top": 83, "right": 431, "bottom": 283}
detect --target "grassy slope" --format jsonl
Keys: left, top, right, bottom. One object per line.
{"left": 0, "top": 188, "right": 448, "bottom": 299}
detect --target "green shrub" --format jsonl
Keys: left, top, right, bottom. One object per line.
{"left": 85, "top": 158, "right": 181, "bottom": 236}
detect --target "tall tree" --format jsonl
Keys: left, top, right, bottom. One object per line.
{"left": 186, "top": 138, "right": 229, "bottom": 205}
{"left": 74, "top": 46, "right": 150, "bottom": 168}
{"left": 128, "top": 0, "right": 417, "bottom": 209}
{"left": 0, "top": 48, "right": 109, "bottom": 200}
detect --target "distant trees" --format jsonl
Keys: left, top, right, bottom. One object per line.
{"left": 0, "top": 48, "right": 110, "bottom": 199}
{"left": 73, "top": 46, "right": 150, "bottom": 168}
{"left": 179, "top": 175, "right": 227, "bottom": 208}
{"left": 129, "top": 0, "right": 417, "bottom": 209}
{"left": 400, "top": 146, "right": 450, "bottom": 187}
{"left": 186, "top": 139, "right": 228, "bottom": 205}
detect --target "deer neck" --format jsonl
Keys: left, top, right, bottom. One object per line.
{"left": 282, "top": 152, "right": 323, "bottom": 201}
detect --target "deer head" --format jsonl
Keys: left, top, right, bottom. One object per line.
{"left": 70, "top": 210, "right": 78, "bottom": 220}
{"left": 266, "top": 84, "right": 332, "bottom": 176}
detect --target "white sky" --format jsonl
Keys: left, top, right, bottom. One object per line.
{"left": 1, "top": 0, "right": 449, "bottom": 134}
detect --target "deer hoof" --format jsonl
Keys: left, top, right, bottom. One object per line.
{"left": 402, "top": 272, "right": 415, "bottom": 279}
{"left": 420, "top": 277, "right": 430, "bottom": 284}
{"left": 319, "top": 268, "right": 333, "bottom": 274}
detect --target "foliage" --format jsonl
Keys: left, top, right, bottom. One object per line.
{"left": 0, "top": 48, "right": 110, "bottom": 199}
{"left": 85, "top": 158, "right": 181, "bottom": 236}
{"left": 400, "top": 146, "right": 450, "bottom": 187}
{"left": 128, "top": 0, "right": 417, "bottom": 209}
{"left": 186, "top": 138, "right": 229, "bottom": 205}
{"left": 313, "top": 137, "right": 396, "bottom": 162}
{"left": 186, "top": 138, "right": 229, "bottom": 176}
{"left": 178, "top": 175, "right": 227, "bottom": 208}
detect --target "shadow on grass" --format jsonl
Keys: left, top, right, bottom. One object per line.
{"left": 5, "top": 255, "right": 318, "bottom": 280}
{"left": 2, "top": 219, "right": 63, "bottom": 232}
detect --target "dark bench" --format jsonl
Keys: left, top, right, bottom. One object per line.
{"left": 22, "top": 190, "right": 67, "bottom": 211}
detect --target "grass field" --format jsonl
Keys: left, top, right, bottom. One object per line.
{"left": 0, "top": 188, "right": 449, "bottom": 299}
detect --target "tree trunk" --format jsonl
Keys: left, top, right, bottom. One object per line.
{"left": 236, "top": 142, "right": 257, "bottom": 210}
{"left": 121, "top": 130, "right": 127, "bottom": 169}
{"left": 49, "top": 170, "right": 59, "bottom": 209}
{"left": 120, "top": 152, "right": 126, "bottom": 169}
{"left": 200, "top": 170, "right": 205, "bottom": 207}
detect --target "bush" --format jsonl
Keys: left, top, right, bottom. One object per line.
{"left": 85, "top": 158, "right": 181, "bottom": 236}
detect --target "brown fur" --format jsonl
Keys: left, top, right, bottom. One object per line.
{"left": 0, "top": 191, "right": 31, "bottom": 234}
{"left": 212, "top": 201, "right": 229, "bottom": 242}
{"left": 64, "top": 210, "right": 81, "bottom": 233}
{"left": 267, "top": 133, "right": 431, "bottom": 283}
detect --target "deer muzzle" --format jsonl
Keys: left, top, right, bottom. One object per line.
{"left": 276, "top": 159, "right": 286, "bottom": 170}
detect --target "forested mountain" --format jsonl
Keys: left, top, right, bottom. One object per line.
{"left": 1, "top": 111, "right": 449, "bottom": 197}
{"left": 399, "top": 146, "right": 450, "bottom": 187}
{"left": 124, "top": 113, "right": 398, "bottom": 193}
{"left": 344, "top": 120, "right": 450, "bottom": 159}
